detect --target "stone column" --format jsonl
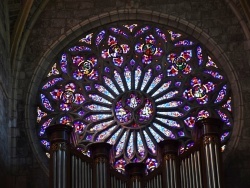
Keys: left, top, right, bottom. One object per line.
{"left": 125, "top": 163, "right": 146, "bottom": 188}
{"left": 88, "top": 142, "right": 112, "bottom": 188}
{"left": 46, "top": 124, "right": 73, "bottom": 188}
{"left": 194, "top": 118, "right": 224, "bottom": 188}
{"left": 159, "top": 140, "right": 181, "bottom": 188}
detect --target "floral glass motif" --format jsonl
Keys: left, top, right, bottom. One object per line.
{"left": 37, "top": 22, "right": 233, "bottom": 173}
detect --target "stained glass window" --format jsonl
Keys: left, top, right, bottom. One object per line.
{"left": 37, "top": 23, "right": 233, "bottom": 173}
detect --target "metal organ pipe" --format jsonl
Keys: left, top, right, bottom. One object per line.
{"left": 194, "top": 118, "right": 224, "bottom": 188}
{"left": 45, "top": 124, "right": 73, "bottom": 188}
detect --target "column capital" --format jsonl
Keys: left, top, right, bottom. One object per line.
{"left": 158, "top": 139, "right": 180, "bottom": 156}
{"left": 88, "top": 142, "right": 112, "bottom": 159}
{"left": 193, "top": 118, "right": 223, "bottom": 141}
{"left": 45, "top": 124, "right": 73, "bottom": 144}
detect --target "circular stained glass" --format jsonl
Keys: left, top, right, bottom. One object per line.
{"left": 80, "top": 60, "right": 94, "bottom": 75}
{"left": 173, "top": 56, "right": 187, "bottom": 70}
{"left": 143, "top": 43, "right": 156, "bottom": 56}
{"left": 37, "top": 22, "right": 233, "bottom": 173}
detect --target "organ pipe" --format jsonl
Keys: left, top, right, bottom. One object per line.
{"left": 46, "top": 124, "right": 73, "bottom": 188}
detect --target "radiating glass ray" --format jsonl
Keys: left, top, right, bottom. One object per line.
{"left": 79, "top": 33, "right": 93, "bottom": 44}
{"left": 157, "top": 101, "right": 182, "bottom": 108}
{"left": 107, "top": 128, "right": 122, "bottom": 145}
{"left": 155, "top": 90, "right": 178, "bottom": 102}
{"left": 157, "top": 111, "right": 183, "bottom": 117}
{"left": 215, "top": 85, "right": 227, "bottom": 103}
{"left": 103, "top": 76, "right": 119, "bottom": 95}
{"left": 143, "top": 131, "right": 156, "bottom": 154}
{"left": 134, "top": 26, "right": 150, "bottom": 37}
{"left": 69, "top": 46, "right": 91, "bottom": 52}
{"left": 222, "top": 97, "right": 232, "bottom": 112}
{"left": 96, "top": 126, "right": 116, "bottom": 141}
{"left": 155, "top": 28, "right": 167, "bottom": 42}
{"left": 42, "top": 78, "right": 63, "bottom": 89}
{"left": 86, "top": 114, "right": 112, "bottom": 122}
{"left": 90, "top": 120, "right": 114, "bottom": 132}
{"left": 206, "top": 56, "right": 218, "bottom": 68}
{"left": 96, "top": 30, "right": 105, "bottom": 46}
{"left": 41, "top": 94, "right": 54, "bottom": 111}
{"left": 153, "top": 123, "right": 175, "bottom": 138}
{"left": 47, "top": 63, "right": 59, "bottom": 77}
{"left": 89, "top": 94, "right": 111, "bottom": 104}
{"left": 123, "top": 24, "right": 138, "bottom": 32}
{"left": 37, "top": 107, "right": 47, "bottom": 123}
{"left": 147, "top": 74, "right": 162, "bottom": 93}
{"left": 156, "top": 117, "right": 180, "bottom": 127}
{"left": 127, "top": 134, "right": 134, "bottom": 158}
{"left": 135, "top": 66, "right": 142, "bottom": 89}
{"left": 217, "top": 110, "right": 231, "bottom": 126}
{"left": 116, "top": 131, "right": 127, "bottom": 156}
{"left": 110, "top": 27, "right": 128, "bottom": 37}
{"left": 204, "top": 70, "right": 223, "bottom": 79}
{"left": 85, "top": 104, "right": 110, "bottom": 111}
{"left": 149, "top": 127, "right": 163, "bottom": 142}
{"left": 141, "top": 69, "right": 152, "bottom": 90}
{"left": 95, "top": 84, "right": 114, "bottom": 99}
{"left": 124, "top": 66, "right": 131, "bottom": 90}
{"left": 152, "top": 81, "right": 171, "bottom": 97}
{"left": 114, "top": 70, "right": 125, "bottom": 91}
{"left": 137, "top": 133, "right": 145, "bottom": 157}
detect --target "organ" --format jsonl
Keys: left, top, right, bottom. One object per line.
{"left": 46, "top": 117, "right": 224, "bottom": 188}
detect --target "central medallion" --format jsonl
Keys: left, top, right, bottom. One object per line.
{"left": 114, "top": 91, "right": 155, "bottom": 129}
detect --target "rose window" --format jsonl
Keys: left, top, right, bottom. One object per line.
{"left": 37, "top": 23, "right": 233, "bottom": 173}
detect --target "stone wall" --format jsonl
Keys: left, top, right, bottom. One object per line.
{"left": 11, "top": 0, "right": 250, "bottom": 187}
{"left": 0, "top": 0, "right": 10, "bottom": 187}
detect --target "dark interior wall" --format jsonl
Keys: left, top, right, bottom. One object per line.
{"left": 0, "top": 0, "right": 10, "bottom": 187}
{"left": 8, "top": 0, "right": 250, "bottom": 187}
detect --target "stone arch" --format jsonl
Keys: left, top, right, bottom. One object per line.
{"left": 25, "top": 9, "right": 243, "bottom": 174}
